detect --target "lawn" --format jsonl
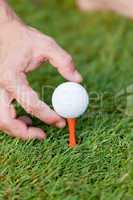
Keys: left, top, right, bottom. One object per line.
{"left": 1, "top": 0, "right": 133, "bottom": 199}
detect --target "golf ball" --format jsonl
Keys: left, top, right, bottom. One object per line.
{"left": 52, "top": 82, "right": 89, "bottom": 118}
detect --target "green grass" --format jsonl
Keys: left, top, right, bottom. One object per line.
{"left": 1, "top": 0, "right": 133, "bottom": 199}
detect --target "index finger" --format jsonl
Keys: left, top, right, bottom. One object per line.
{"left": 36, "top": 36, "right": 83, "bottom": 82}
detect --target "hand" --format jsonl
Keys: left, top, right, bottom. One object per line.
{"left": 0, "top": 20, "right": 82, "bottom": 140}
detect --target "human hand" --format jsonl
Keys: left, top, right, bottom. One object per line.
{"left": 0, "top": 20, "right": 82, "bottom": 140}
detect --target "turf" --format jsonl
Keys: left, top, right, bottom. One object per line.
{"left": 1, "top": 0, "right": 133, "bottom": 199}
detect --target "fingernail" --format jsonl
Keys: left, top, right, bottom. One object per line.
{"left": 56, "top": 120, "right": 66, "bottom": 128}
{"left": 74, "top": 71, "right": 83, "bottom": 83}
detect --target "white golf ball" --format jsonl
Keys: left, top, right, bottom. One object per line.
{"left": 52, "top": 82, "right": 89, "bottom": 118}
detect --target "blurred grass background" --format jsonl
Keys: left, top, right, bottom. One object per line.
{"left": 1, "top": 0, "right": 133, "bottom": 199}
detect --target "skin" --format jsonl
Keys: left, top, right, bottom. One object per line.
{"left": 76, "top": 0, "right": 133, "bottom": 19}
{"left": 0, "top": 0, "right": 82, "bottom": 140}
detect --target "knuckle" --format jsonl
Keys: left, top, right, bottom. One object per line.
{"left": 27, "top": 105, "right": 40, "bottom": 116}
{"left": 25, "top": 96, "right": 41, "bottom": 114}
{"left": 45, "top": 37, "right": 56, "bottom": 47}
{"left": 0, "top": 71, "right": 15, "bottom": 87}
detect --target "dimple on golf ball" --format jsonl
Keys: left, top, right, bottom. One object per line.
{"left": 52, "top": 82, "right": 89, "bottom": 118}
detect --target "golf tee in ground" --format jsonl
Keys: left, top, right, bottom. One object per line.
{"left": 67, "top": 118, "right": 76, "bottom": 148}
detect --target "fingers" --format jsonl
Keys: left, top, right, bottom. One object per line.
{"left": 27, "top": 127, "right": 46, "bottom": 140}
{"left": 34, "top": 35, "right": 83, "bottom": 82}
{"left": 0, "top": 87, "right": 46, "bottom": 140}
{"left": 46, "top": 44, "right": 82, "bottom": 82}
{"left": 4, "top": 73, "right": 66, "bottom": 128}
{"left": 2, "top": 118, "right": 46, "bottom": 140}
